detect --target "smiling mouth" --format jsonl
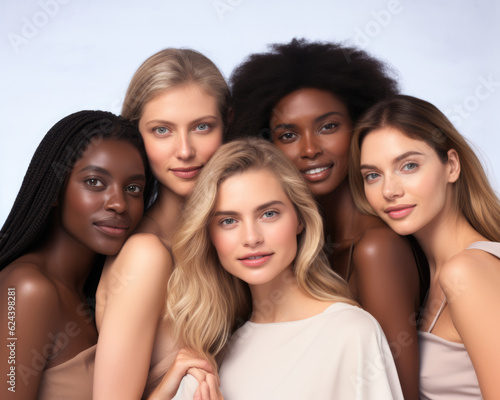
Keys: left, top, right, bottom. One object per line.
{"left": 300, "top": 164, "right": 333, "bottom": 182}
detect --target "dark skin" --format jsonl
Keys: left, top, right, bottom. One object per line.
{"left": 270, "top": 88, "right": 421, "bottom": 400}
{"left": 0, "top": 139, "right": 146, "bottom": 399}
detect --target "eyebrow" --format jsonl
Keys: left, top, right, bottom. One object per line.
{"left": 360, "top": 151, "right": 424, "bottom": 170}
{"left": 272, "top": 111, "right": 344, "bottom": 131}
{"left": 77, "top": 165, "right": 146, "bottom": 181}
{"left": 144, "top": 115, "right": 219, "bottom": 126}
{"left": 213, "top": 200, "right": 285, "bottom": 217}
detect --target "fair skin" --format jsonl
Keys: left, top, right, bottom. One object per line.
{"left": 209, "top": 169, "right": 331, "bottom": 324}
{"left": 0, "top": 139, "right": 146, "bottom": 399}
{"left": 269, "top": 88, "right": 421, "bottom": 399}
{"left": 94, "top": 84, "right": 223, "bottom": 400}
{"left": 360, "top": 126, "right": 500, "bottom": 399}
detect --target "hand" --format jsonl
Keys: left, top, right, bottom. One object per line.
{"left": 193, "top": 373, "right": 224, "bottom": 400}
{"left": 149, "top": 348, "right": 215, "bottom": 399}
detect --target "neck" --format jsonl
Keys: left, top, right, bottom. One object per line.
{"left": 316, "top": 178, "right": 377, "bottom": 241}
{"left": 248, "top": 267, "right": 323, "bottom": 323}
{"left": 145, "top": 185, "right": 186, "bottom": 244}
{"left": 414, "top": 206, "right": 484, "bottom": 274}
{"left": 35, "top": 221, "right": 97, "bottom": 296}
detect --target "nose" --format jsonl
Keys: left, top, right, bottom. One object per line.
{"left": 104, "top": 187, "right": 128, "bottom": 214}
{"left": 242, "top": 221, "right": 263, "bottom": 248}
{"left": 300, "top": 132, "right": 323, "bottom": 159}
{"left": 382, "top": 175, "right": 404, "bottom": 200}
{"left": 175, "top": 132, "right": 195, "bottom": 160}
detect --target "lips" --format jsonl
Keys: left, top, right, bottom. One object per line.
{"left": 238, "top": 252, "right": 274, "bottom": 267}
{"left": 300, "top": 164, "right": 333, "bottom": 182}
{"left": 93, "top": 219, "right": 129, "bottom": 237}
{"left": 384, "top": 204, "right": 416, "bottom": 219}
{"left": 170, "top": 166, "right": 203, "bottom": 179}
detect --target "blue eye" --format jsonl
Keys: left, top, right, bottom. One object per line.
{"left": 221, "top": 218, "right": 236, "bottom": 226}
{"left": 402, "top": 162, "right": 418, "bottom": 171}
{"left": 196, "top": 123, "right": 210, "bottom": 131}
{"left": 262, "top": 210, "right": 278, "bottom": 219}
{"left": 153, "top": 126, "right": 170, "bottom": 135}
{"left": 363, "top": 173, "right": 379, "bottom": 182}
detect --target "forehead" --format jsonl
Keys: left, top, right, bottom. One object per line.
{"left": 142, "top": 84, "right": 219, "bottom": 117}
{"left": 360, "top": 126, "right": 435, "bottom": 161}
{"left": 215, "top": 169, "right": 290, "bottom": 209}
{"left": 272, "top": 88, "right": 349, "bottom": 121}
{"left": 72, "top": 139, "right": 143, "bottom": 171}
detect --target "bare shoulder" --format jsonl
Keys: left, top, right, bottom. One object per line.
{"left": 440, "top": 247, "right": 500, "bottom": 297}
{"left": 108, "top": 232, "right": 173, "bottom": 274}
{"left": 0, "top": 262, "right": 59, "bottom": 320}
{"left": 100, "top": 233, "right": 173, "bottom": 298}
{"left": 353, "top": 225, "right": 415, "bottom": 272}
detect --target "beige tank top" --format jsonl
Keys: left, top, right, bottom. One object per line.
{"left": 418, "top": 241, "right": 500, "bottom": 399}
{"left": 37, "top": 344, "right": 95, "bottom": 399}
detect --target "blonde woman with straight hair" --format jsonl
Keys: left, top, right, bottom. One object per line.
{"left": 350, "top": 94, "right": 500, "bottom": 399}
{"left": 167, "top": 139, "right": 404, "bottom": 399}
{"left": 94, "top": 48, "right": 230, "bottom": 400}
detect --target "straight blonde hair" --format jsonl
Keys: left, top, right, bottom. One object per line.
{"left": 167, "top": 139, "right": 355, "bottom": 365}
{"left": 349, "top": 94, "right": 500, "bottom": 242}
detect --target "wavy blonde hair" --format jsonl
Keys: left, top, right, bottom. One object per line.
{"left": 167, "top": 139, "right": 355, "bottom": 365}
{"left": 121, "top": 48, "right": 230, "bottom": 126}
{"left": 349, "top": 94, "right": 500, "bottom": 242}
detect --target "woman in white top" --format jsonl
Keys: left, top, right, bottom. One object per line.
{"left": 167, "top": 139, "right": 404, "bottom": 399}
{"left": 349, "top": 94, "right": 500, "bottom": 399}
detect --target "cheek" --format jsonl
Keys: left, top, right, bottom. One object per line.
{"left": 209, "top": 227, "right": 232, "bottom": 261}
{"left": 323, "top": 133, "right": 351, "bottom": 159}
{"left": 197, "top": 131, "right": 223, "bottom": 160}
{"left": 273, "top": 142, "right": 300, "bottom": 165}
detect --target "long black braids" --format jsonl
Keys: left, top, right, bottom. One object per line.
{"left": 0, "top": 110, "right": 153, "bottom": 277}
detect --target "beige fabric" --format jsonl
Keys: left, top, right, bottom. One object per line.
{"left": 36, "top": 344, "right": 95, "bottom": 400}
{"left": 219, "top": 302, "right": 403, "bottom": 399}
{"left": 419, "top": 241, "right": 500, "bottom": 400}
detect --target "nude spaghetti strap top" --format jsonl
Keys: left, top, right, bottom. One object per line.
{"left": 418, "top": 241, "right": 500, "bottom": 399}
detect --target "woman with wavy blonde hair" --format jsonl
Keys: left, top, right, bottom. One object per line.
{"left": 349, "top": 94, "right": 500, "bottom": 399}
{"left": 167, "top": 139, "right": 404, "bottom": 399}
{"left": 94, "top": 48, "right": 230, "bottom": 400}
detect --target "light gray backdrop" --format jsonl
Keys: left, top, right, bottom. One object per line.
{"left": 1, "top": 0, "right": 499, "bottom": 226}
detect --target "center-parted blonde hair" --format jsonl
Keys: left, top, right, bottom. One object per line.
{"left": 166, "top": 139, "right": 355, "bottom": 365}
{"left": 121, "top": 48, "right": 230, "bottom": 127}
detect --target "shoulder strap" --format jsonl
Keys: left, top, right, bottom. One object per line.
{"left": 467, "top": 241, "right": 500, "bottom": 259}
{"left": 428, "top": 297, "right": 447, "bottom": 333}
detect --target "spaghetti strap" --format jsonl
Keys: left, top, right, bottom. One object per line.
{"left": 428, "top": 297, "right": 447, "bottom": 333}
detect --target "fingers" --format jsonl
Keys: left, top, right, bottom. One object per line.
{"left": 196, "top": 374, "right": 224, "bottom": 400}
{"left": 187, "top": 367, "right": 208, "bottom": 385}
{"left": 153, "top": 348, "right": 215, "bottom": 399}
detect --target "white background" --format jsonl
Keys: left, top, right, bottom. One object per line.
{"left": 1, "top": 0, "right": 499, "bottom": 226}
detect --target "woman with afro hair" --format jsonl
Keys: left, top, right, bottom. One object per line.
{"left": 228, "top": 38, "right": 426, "bottom": 400}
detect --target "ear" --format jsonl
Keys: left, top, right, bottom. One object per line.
{"left": 296, "top": 220, "right": 304, "bottom": 235}
{"left": 447, "top": 149, "right": 460, "bottom": 183}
